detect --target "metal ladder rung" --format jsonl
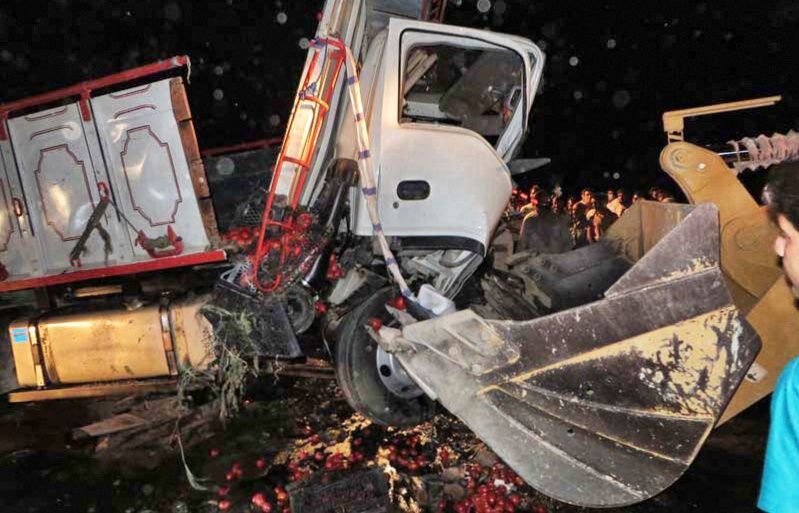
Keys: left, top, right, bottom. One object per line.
{"left": 281, "top": 156, "right": 311, "bottom": 168}
{"left": 300, "top": 94, "right": 330, "bottom": 111}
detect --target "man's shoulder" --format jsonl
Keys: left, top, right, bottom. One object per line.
{"left": 759, "top": 356, "right": 799, "bottom": 513}
{"left": 780, "top": 357, "right": 799, "bottom": 389}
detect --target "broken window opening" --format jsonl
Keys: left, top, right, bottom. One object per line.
{"left": 401, "top": 44, "right": 524, "bottom": 147}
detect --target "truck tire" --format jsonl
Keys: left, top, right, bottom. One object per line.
{"left": 335, "top": 288, "right": 436, "bottom": 427}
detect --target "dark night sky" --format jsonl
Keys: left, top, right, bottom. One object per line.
{"left": 2, "top": 0, "right": 799, "bottom": 196}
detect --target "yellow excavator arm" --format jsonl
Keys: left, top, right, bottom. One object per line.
{"left": 659, "top": 96, "right": 799, "bottom": 423}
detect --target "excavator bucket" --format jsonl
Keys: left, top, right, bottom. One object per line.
{"left": 382, "top": 202, "right": 761, "bottom": 507}
{"left": 660, "top": 139, "right": 799, "bottom": 423}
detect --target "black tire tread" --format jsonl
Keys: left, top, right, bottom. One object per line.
{"left": 335, "top": 288, "right": 435, "bottom": 427}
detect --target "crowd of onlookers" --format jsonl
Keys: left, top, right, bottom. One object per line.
{"left": 506, "top": 184, "right": 677, "bottom": 252}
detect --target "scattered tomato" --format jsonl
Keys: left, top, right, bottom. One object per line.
{"left": 218, "top": 499, "right": 232, "bottom": 511}
{"left": 252, "top": 493, "right": 267, "bottom": 506}
{"left": 275, "top": 486, "right": 289, "bottom": 504}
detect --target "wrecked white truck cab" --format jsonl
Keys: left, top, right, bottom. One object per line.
{"left": 279, "top": 0, "right": 545, "bottom": 280}
{"left": 346, "top": 18, "right": 545, "bottom": 260}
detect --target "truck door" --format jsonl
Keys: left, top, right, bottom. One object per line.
{"left": 374, "top": 19, "right": 544, "bottom": 253}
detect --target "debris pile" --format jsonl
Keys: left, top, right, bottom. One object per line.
{"left": 0, "top": 379, "right": 560, "bottom": 512}
{"left": 191, "top": 383, "right": 555, "bottom": 513}
{"left": 74, "top": 394, "right": 220, "bottom": 464}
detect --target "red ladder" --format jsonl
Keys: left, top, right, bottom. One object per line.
{"left": 252, "top": 37, "right": 346, "bottom": 291}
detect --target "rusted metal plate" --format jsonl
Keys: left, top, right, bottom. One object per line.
{"left": 390, "top": 203, "right": 762, "bottom": 507}
{"left": 187, "top": 157, "right": 210, "bottom": 198}
{"left": 289, "top": 468, "right": 389, "bottom": 513}
{"left": 198, "top": 198, "right": 220, "bottom": 241}
{"left": 169, "top": 77, "right": 193, "bottom": 122}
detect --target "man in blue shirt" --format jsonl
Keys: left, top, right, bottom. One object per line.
{"left": 759, "top": 164, "right": 799, "bottom": 513}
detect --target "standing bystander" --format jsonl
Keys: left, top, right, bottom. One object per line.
{"left": 518, "top": 190, "right": 573, "bottom": 253}
{"left": 572, "top": 189, "right": 595, "bottom": 247}
{"left": 607, "top": 188, "right": 628, "bottom": 217}
{"left": 758, "top": 164, "right": 799, "bottom": 513}
{"left": 519, "top": 185, "right": 540, "bottom": 217}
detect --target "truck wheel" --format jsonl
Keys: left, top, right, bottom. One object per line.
{"left": 335, "top": 288, "right": 436, "bottom": 427}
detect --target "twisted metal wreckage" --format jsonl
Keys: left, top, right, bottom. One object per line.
{"left": 0, "top": 0, "right": 797, "bottom": 507}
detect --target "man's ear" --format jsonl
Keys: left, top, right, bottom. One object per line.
{"left": 778, "top": 214, "right": 799, "bottom": 239}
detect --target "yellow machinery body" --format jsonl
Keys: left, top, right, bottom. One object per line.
{"left": 660, "top": 96, "right": 799, "bottom": 423}
{"left": 8, "top": 295, "right": 214, "bottom": 397}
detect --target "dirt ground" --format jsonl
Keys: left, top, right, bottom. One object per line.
{"left": 0, "top": 377, "right": 769, "bottom": 513}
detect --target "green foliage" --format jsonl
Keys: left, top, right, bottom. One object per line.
{"left": 178, "top": 304, "right": 263, "bottom": 421}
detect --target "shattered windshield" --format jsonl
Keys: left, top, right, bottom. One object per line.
{"left": 401, "top": 44, "right": 524, "bottom": 146}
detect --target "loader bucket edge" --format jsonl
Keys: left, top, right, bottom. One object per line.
{"left": 388, "top": 203, "right": 761, "bottom": 507}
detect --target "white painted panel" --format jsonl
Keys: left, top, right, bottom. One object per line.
{"left": 7, "top": 103, "right": 126, "bottom": 272}
{"left": 91, "top": 79, "right": 209, "bottom": 257}
{"left": 0, "top": 133, "right": 40, "bottom": 278}
{"left": 349, "top": 19, "right": 523, "bottom": 250}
